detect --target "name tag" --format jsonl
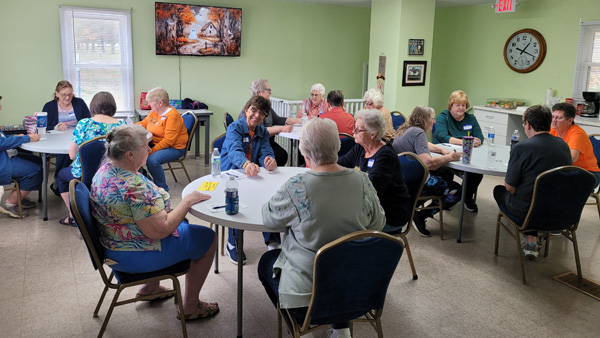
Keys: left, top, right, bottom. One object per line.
{"left": 367, "top": 159, "right": 375, "bottom": 168}
{"left": 463, "top": 124, "right": 473, "bottom": 131}
{"left": 243, "top": 137, "right": 249, "bottom": 143}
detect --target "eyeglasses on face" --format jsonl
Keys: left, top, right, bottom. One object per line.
{"left": 249, "top": 106, "right": 268, "bottom": 116}
{"left": 264, "top": 88, "right": 272, "bottom": 93}
{"left": 58, "top": 92, "right": 73, "bottom": 99}
{"left": 353, "top": 127, "right": 369, "bottom": 134}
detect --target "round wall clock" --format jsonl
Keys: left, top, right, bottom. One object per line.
{"left": 504, "top": 28, "right": 547, "bottom": 73}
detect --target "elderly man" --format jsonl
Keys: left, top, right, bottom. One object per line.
{"left": 297, "top": 83, "right": 330, "bottom": 119}
{"left": 550, "top": 102, "right": 600, "bottom": 188}
{"left": 239, "top": 78, "right": 300, "bottom": 166}
{"left": 319, "top": 90, "right": 354, "bottom": 135}
{"left": 493, "top": 105, "right": 572, "bottom": 259}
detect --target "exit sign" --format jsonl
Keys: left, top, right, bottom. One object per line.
{"left": 495, "top": 0, "right": 516, "bottom": 13}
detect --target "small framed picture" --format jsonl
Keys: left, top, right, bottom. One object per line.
{"left": 402, "top": 61, "right": 427, "bottom": 86}
{"left": 408, "top": 39, "right": 424, "bottom": 56}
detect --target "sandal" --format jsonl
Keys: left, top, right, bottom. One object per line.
{"left": 176, "top": 301, "right": 220, "bottom": 321}
{"left": 59, "top": 216, "right": 75, "bottom": 226}
{"left": 136, "top": 286, "right": 175, "bottom": 302}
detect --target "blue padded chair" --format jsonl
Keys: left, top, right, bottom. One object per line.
{"left": 164, "top": 111, "right": 197, "bottom": 183}
{"left": 494, "top": 166, "right": 597, "bottom": 284}
{"left": 224, "top": 112, "right": 234, "bottom": 130}
{"left": 390, "top": 111, "right": 406, "bottom": 131}
{"left": 79, "top": 136, "right": 107, "bottom": 188}
{"left": 338, "top": 133, "right": 355, "bottom": 158}
{"left": 69, "top": 179, "right": 191, "bottom": 338}
{"left": 587, "top": 134, "right": 600, "bottom": 218}
{"left": 277, "top": 230, "right": 404, "bottom": 338}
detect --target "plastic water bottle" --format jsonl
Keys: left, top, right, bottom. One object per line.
{"left": 510, "top": 129, "right": 520, "bottom": 150}
{"left": 125, "top": 115, "right": 134, "bottom": 126}
{"left": 225, "top": 176, "right": 239, "bottom": 215}
{"left": 302, "top": 111, "right": 308, "bottom": 126}
{"left": 487, "top": 143, "right": 497, "bottom": 169}
{"left": 211, "top": 148, "right": 221, "bottom": 177}
{"left": 487, "top": 126, "right": 495, "bottom": 146}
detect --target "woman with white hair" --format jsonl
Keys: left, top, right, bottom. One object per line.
{"left": 296, "top": 83, "right": 330, "bottom": 119}
{"left": 338, "top": 109, "right": 411, "bottom": 233}
{"left": 259, "top": 117, "right": 385, "bottom": 338}
{"left": 239, "top": 78, "right": 300, "bottom": 166}
{"left": 363, "top": 88, "right": 395, "bottom": 141}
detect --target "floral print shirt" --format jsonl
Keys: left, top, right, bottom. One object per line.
{"left": 71, "top": 118, "right": 125, "bottom": 178}
{"left": 90, "top": 162, "right": 171, "bottom": 251}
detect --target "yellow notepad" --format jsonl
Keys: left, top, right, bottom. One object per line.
{"left": 198, "top": 181, "right": 218, "bottom": 191}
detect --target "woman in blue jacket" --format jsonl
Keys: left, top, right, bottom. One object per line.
{"left": 0, "top": 96, "right": 43, "bottom": 218}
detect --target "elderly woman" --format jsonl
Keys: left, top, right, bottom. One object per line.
{"left": 338, "top": 109, "right": 411, "bottom": 233}
{"left": 221, "top": 95, "right": 279, "bottom": 264}
{"left": 363, "top": 88, "right": 395, "bottom": 141}
{"left": 42, "top": 80, "right": 91, "bottom": 195}
{"left": 432, "top": 90, "right": 484, "bottom": 212}
{"left": 296, "top": 83, "right": 330, "bottom": 120}
{"left": 56, "top": 92, "right": 125, "bottom": 226}
{"left": 136, "top": 87, "right": 189, "bottom": 192}
{"left": 258, "top": 118, "right": 385, "bottom": 338}
{"left": 0, "top": 95, "right": 43, "bottom": 218}
{"left": 238, "top": 78, "right": 301, "bottom": 166}
{"left": 550, "top": 102, "right": 600, "bottom": 187}
{"left": 393, "top": 106, "right": 463, "bottom": 236}
{"left": 90, "top": 125, "right": 218, "bottom": 321}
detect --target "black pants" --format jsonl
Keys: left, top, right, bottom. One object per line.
{"left": 493, "top": 185, "right": 536, "bottom": 236}
{"left": 270, "top": 137, "right": 288, "bottom": 167}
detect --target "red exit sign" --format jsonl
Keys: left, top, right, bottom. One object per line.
{"left": 495, "top": 0, "right": 516, "bottom": 13}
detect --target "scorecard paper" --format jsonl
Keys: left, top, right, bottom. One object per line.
{"left": 198, "top": 181, "right": 218, "bottom": 191}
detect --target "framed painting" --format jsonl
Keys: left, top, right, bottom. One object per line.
{"left": 402, "top": 61, "right": 427, "bottom": 86}
{"left": 408, "top": 39, "right": 424, "bottom": 56}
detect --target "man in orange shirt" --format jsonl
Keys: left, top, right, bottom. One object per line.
{"left": 550, "top": 102, "right": 600, "bottom": 188}
{"left": 319, "top": 90, "right": 354, "bottom": 136}
{"left": 136, "top": 87, "right": 188, "bottom": 191}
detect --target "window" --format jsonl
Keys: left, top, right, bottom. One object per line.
{"left": 59, "top": 7, "right": 134, "bottom": 112}
{"left": 573, "top": 21, "right": 600, "bottom": 99}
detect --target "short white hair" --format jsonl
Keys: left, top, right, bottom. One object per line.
{"left": 299, "top": 118, "right": 340, "bottom": 166}
{"left": 310, "top": 83, "right": 326, "bottom": 96}
{"left": 251, "top": 78, "right": 269, "bottom": 96}
{"left": 355, "top": 109, "right": 385, "bottom": 141}
{"left": 363, "top": 88, "right": 384, "bottom": 108}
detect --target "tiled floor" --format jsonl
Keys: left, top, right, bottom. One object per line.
{"left": 2, "top": 157, "right": 600, "bottom": 337}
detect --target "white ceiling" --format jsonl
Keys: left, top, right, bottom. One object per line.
{"left": 287, "top": 0, "right": 498, "bottom": 9}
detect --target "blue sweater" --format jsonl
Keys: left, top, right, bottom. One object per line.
{"left": 220, "top": 117, "right": 274, "bottom": 170}
{"left": 42, "top": 97, "right": 91, "bottom": 131}
{"left": 0, "top": 132, "right": 32, "bottom": 185}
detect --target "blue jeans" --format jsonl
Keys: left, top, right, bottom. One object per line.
{"left": 11, "top": 153, "right": 43, "bottom": 192}
{"left": 146, "top": 147, "right": 185, "bottom": 191}
{"left": 57, "top": 166, "right": 76, "bottom": 193}
{"left": 228, "top": 228, "right": 280, "bottom": 250}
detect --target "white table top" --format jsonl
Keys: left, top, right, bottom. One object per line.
{"left": 19, "top": 129, "right": 73, "bottom": 154}
{"left": 434, "top": 143, "right": 510, "bottom": 176}
{"left": 278, "top": 125, "right": 301, "bottom": 140}
{"left": 183, "top": 167, "right": 308, "bottom": 231}
{"left": 135, "top": 108, "right": 213, "bottom": 117}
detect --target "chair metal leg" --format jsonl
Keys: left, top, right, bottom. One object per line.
{"left": 399, "top": 234, "right": 418, "bottom": 280}
{"left": 511, "top": 225, "right": 527, "bottom": 284}
{"left": 94, "top": 284, "right": 111, "bottom": 316}
{"left": 570, "top": 229, "right": 584, "bottom": 286}
{"left": 494, "top": 213, "right": 502, "bottom": 255}
{"left": 173, "top": 277, "right": 188, "bottom": 338}
{"left": 99, "top": 287, "right": 125, "bottom": 337}
{"left": 437, "top": 197, "right": 444, "bottom": 240}
{"left": 180, "top": 162, "right": 191, "bottom": 182}
{"left": 167, "top": 162, "right": 178, "bottom": 183}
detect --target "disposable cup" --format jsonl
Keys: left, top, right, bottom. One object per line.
{"left": 36, "top": 112, "right": 47, "bottom": 134}
{"left": 462, "top": 136, "right": 474, "bottom": 164}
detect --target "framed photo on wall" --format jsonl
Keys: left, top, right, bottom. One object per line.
{"left": 402, "top": 61, "right": 427, "bottom": 86}
{"left": 408, "top": 39, "right": 424, "bottom": 56}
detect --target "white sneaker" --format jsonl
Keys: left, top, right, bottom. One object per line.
{"left": 327, "top": 328, "right": 351, "bottom": 338}
{"left": 267, "top": 242, "right": 281, "bottom": 251}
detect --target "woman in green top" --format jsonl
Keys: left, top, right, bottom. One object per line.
{"left": 432, "top": 90, "right": 484, "bottom": 212}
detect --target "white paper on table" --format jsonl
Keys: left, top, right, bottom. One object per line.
{"left": 223, "top": 169, "right": 247, "bottom": 180}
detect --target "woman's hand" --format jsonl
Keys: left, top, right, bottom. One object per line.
{"left": 264, "top": 156, "right": 277, "bottom": 171}
{"left": 473, "top": 138, "right": 482, "bottom": 147}
{"left": 281, "top": 125, "right": 293, "bottom": 133}
{"left": 183, "top": 191, "right": 211, "bottom": 206}
{"left": 449, "top": 151, "right": 462, "bottom": 161}
{"left": 28, "top": 134, "right": 41, "bottom": 142}
{"left": 244, "top": 162, "right": 261, "bottom": 177}
{"left": 55, "top": 123, "right": 68, "bottom": 131}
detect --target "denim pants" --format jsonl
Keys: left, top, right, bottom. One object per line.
{"left": 228, "top": 228, "right": 280, "bottom": 249}
{"left": 10, "top": 153, "right": 43, "bottom": 192}
{"left": 146, "top": 147, "right": 185, "bottom": 191}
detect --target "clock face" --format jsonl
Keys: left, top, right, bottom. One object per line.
{"left": 504, "top": 29, "right": 546, "bottom": 73}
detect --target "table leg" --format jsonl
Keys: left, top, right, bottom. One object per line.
{"left": 291, "top": 140, "right": 299, "bottom": 167}
{"left": 457, "top": 173, "right": 469, "bottom": 243}
{"left": 204, "top": 118, "right": 211, "bottom": 166}
{"left": 195, "top": 120, "right": 201, "bottom": 159}
{"left": 236, "top": 230, "right": 244, "bottom": 338}
{"left": 214, "top": 224, "right": 219, "bottom": 274}
{"left": 42, "top": 153, "right": 48, "bottom": 221}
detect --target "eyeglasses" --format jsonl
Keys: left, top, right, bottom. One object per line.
{"left": 249, "top": 106, "right": 268, "bottom": 117}
{"left": 353, "top": 127, "right": 369, "bottom": 134}
{"left": 58, "top": 92, "right": 73, "bottom": 99}
{"left": 264, "top": 88, "right": 272, "bottom": 93}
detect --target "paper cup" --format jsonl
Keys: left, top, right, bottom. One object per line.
{"left": 462, "top": 136, "right": 474, "bottom": 164}
{"left": 36, "top": 112, "right": 47, "bottom": 134}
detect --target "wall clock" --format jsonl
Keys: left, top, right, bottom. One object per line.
{"left": 504, "top": 28, "right": 547, "bottom": 73}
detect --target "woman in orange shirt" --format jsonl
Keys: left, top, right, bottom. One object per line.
{"left": 136, "top": 87, "right": 188, "bottom": 191}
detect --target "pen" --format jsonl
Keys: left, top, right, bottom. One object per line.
{"left": 226, "top": 172, "right": 239, "bottom": 178}
{"left": 212, "top": 205, "right": 227, "bottom": 210}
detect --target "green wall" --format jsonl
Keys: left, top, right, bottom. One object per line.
{"left": 429, "top": 0, "right": 600, "bottom": 114}
{"left": 0, "top": 0, "right": 370, "bottom": 149}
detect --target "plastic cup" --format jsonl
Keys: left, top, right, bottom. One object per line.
{"left": 462, "top": 136, "right": 474, "bottom": 164}
{"left": 36, "top": 112, "right": 48, "bottom": 135}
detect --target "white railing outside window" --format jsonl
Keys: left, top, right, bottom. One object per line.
{"left": 59, "top": 6, "right": 134, "bottom": 113}
{"left": 572, "top": 21, "right": 600, "bottom": 100}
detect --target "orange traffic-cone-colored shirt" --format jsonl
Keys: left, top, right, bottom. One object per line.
{"left": 136, "top": 107, "right": 188, "bottom": 154}
{"left": 550, "top": 124, "right": 600, "bottom": 172}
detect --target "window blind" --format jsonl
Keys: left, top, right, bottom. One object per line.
{"left": 572, "top": 21, "right": 600, "bottom": 100}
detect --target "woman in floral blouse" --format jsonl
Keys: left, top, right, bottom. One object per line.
{"left": 56, "top": 92, "right": 125, "bottom": 226}
{"left": 90, "top": 125, "right": 219, "bottom": 321}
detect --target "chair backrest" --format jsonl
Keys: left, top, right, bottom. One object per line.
{"left": 69, "top": 180, "right": 106, "bottom": 272}
{"left": 301, "top": 230, "right": 404, "bottom": 329}
{"left": 79, "top": 136, "right": 107, "bottom": 188}
{"left": 523, "top": 166, "right": 597, "bottom": 231}
{"left": 390, "top": 111, "right": 406, "bottom": 130}
{"left": 224, "top": 112, "right": 234, "bottom": 130}
{"left": 397, "top": 152, "right": 428, "bottom": 206}
{"left": 589, "top": 134, "right": 600, "bottom": 167}
{"left": 181, "top": 111, "right": 198, "bottom": 155}
{"left": 338, "top": 133, "right": 356, "bottom": 158}
{"left": 211, "top": 133, "right": 227, "bottom": 153}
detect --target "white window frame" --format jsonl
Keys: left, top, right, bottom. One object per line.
{"left": 572, "top": 21, "right": 600, "bottom": 100}
{"left": 59, "top": 6, "right": 134, "bottom": 113}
